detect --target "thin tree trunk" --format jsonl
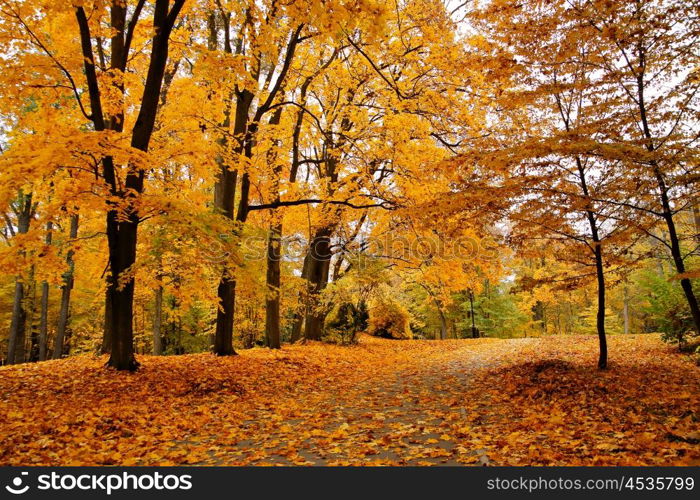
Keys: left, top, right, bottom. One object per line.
{"left": 53, "top": 214, "right": 79, "bottom": 360}
{"left": 469, "top": 290, "right": 479, "bottom": 338}
{"left": 152, "top": 285, "right": 163, "bottom": 355}
{"left": 38, "top": 222, "right": 53, "bottom": 361}
{"left": 592, "top": 243, "right": 607, "bottom": 369}
{"left": 101, "top": 287, "right": 113, "bottom": 354}
{"left": 575, "top": 156, "right": 607, "bottom": 369}
{"left": 623, "top": 284, "right": 630, "bottom": 335}
{"left": 634, "top": 52, "right": 700, "bottom": 336}
{"left": 27, "top": 268, "right": 39, "bottom": 362}
{"left": 290, "top": 254, "right": 310, "bottom": 343}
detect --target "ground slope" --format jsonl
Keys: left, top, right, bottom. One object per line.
{"left": 1, "top": 334, "right": 698, "bottom": 465}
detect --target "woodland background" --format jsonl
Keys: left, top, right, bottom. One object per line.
{"left": 0, "top": 0, "right": 698, "bottom": 369}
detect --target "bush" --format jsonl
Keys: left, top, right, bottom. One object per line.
{"left": 367, "top": 297, "right": 412, "bottom": 339}
{"left": 325, "top": 302, "right": 362, "bottom": 345}
{"left": 638, "top": 270, "right": 698, "bottom": 349}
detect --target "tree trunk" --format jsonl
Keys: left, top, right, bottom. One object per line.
{"left": 263, "top": 106, "right": 284, "bottom": 349}
{"left": 38, "top": 221, "right": 53, "bottom": 361}
{"left": 290, "top": 254, "right": 310, "bottom": 343}
{"left": 101, "top": 287, "right": 113, "bottom": 354}
{"left": 623, "top": 284, "right": 630, "bottom": 335}
{"left": 27, "top": 270, "right": 39, "bottom": 362}
{"left": 437, "top": 309, "right": 447, "bottom": 340}
{"left": 265, "top": 223, "right": 282, "bottom": 349}
{"left": 53, "top": 214, "right": 79, "bottom": 360}
{"left": 6, "top": 192, "right": 33, "bottom": 365}
{"left": 212, "top": 88, "right": 253, "bottom": 356}
{"left": 38, "top": 280, "right": 50, "bottom": 361}
{"left": 469, "top": 290, "right": 479, "bottom": 338}
{"left": 7, "top": 280, "right": 27, "bottom": 364}
{"left": 105, "top": 214, "right": 139, "bottom": 369}
{"left": 75, "top": 0, "right": 184, "bottom": 370}
{"left": 575, "top": 154, "right": 607, "bottom": 370}
{"left": 593, "top": 243, "right": 608, "bottom": 369}
{"left": 635, "top": 60, "right": 700, "bottom": 336}
{"left": 214, "top": 278, "right": 237, "bottom": 355}
{"left": 152, "top": 285, "right": 163, "bottom": 355}
{"left": 304, "top": 227, "right": 333, "bottom": 340}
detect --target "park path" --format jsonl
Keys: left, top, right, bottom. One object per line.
{"left": 187, "top": 337, "right": 535, "bottom": 465}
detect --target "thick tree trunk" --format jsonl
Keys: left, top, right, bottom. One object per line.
{"left": 152, "top": 285, "right": 163, "bottom": 355}
{"left": 214, "top": 278, "right": 236, "bottom": 355}
{"left": 53, "top": 214, "right": 79, "bottom": 360}
{"left": 304, "top": 227, "right": 333, "bottom": 340}
{"left": 6, "top": 192, "right": 33, "bottom": 365}
{"left": 263, "top": 107, "right": 284, "bottom": 349}
{"left": 7, "top": 280, "right": 27, "bottom": 364}
{"left": 265, "top": 223, "right": 282, "bottom": 349}
{"left": 105, "top": 214, "right": 139, "bottom": 370}
{"left": 437, "top": 309, "right": 447, "bottom": 340}
{"left": 75, "top": 0, "right": 184, "bottom": 370}
{"left": 212, "top": 88, "right": 253, "bottom": 355}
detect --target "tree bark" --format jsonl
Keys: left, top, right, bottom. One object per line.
{"left": 264, "top": 107, "right": 284, "bottom": 349}
{"left": 469, "top": 290, "right": 479, "bottom": 338}
{"left": 101, "top": 287, "right": 113, "bottom": 354}
{"left": 265, "top": 223, "right": 282, "bottom": 349}
{"left": 290, "top": 254, "right": 310, "bottom": 342}
{"left": 437, "top": 308, "right": 447, "bottom": 340}
{"left": 623, "top": 284, "right": 630, "bottom": 335}
{"left": 75, "top": 0, "right": 185, "bottom": 370}
{"left": 304, "top": 227, "right": 333, "bottom": 340}
{"left": 38, "top": 222, "right": 53, "bottom": 361}
{"left": 6, "top": 192, "right": 33, "bottom": 364}
{"left": 53, "top": 214, "right": 79, "bottom": 360}
{"left": 152, "top": 285, "right": 163, "bottom": 355}
{"left": 574, "top": 156, "right": 607, "bottom": 369}
{"left": 212, "top": 91, "right": 252, "bottom": 355}
{"left": 633, "top": 47, "right": 700, "bottom": 336}
{"left": 27, "top": 269, "right": 39, "bottom": 361}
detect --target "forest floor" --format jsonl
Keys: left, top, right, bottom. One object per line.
{"left": 1, "top": 334, "right": 698, "bottom": 466}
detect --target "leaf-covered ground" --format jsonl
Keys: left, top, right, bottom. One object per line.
{"left": 1, "top": 334, "right": 698, "bottom": 466}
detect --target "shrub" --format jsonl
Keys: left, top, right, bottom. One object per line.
{"left": 367, "top": 296, "right": 412, "bottom": 339}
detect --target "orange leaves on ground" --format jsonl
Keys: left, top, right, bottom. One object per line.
{"left": 0, "top": 334, "right": 698, "bottom": 466}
